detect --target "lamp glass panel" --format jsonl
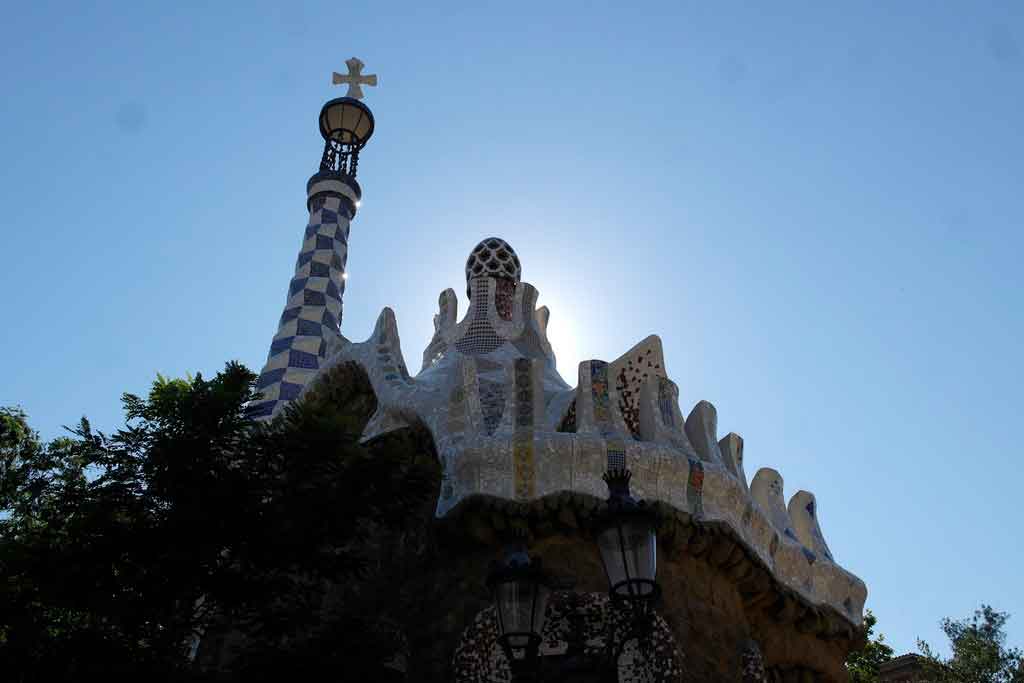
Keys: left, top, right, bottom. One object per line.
{"left": 325, "top": 108, "right": 341, "bottom": 137}
{"left": 531, "top": 583, "right": 550, "bottom": 634}
{"left": 355, "top": 112, "right": 372, "bottom": 139}
{"left": 597, "top": 520, "right": 657, "bottom": 595}
{"left": 496, "top": 579, "right": 549, "bottom": 644}
{"left": 495, "top": 581, "right": 544, "bottom": 643}
{"left": 323, "top": 107, "right": 361, "bottom": 143}
{"left": 341, "top": 106, "right": 362, "bottom": 138}
{"left": 334, "top": 106, "right": 369, "bottom": 141}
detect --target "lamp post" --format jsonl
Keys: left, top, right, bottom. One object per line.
{"left": 592, "top": 468, "right": 661, "bottom": 607}
{"left": 487, "top": 537, "right": 553, "bottom": 665}
{"left": 487, "top": 468, "right": 662, "bottom": 682}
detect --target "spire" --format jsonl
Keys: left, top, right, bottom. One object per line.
{"left": 248, "top": 59, "right": 378, "bottom": 420}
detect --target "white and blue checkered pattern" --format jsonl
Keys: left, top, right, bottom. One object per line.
{"left": 248, "top": 193, "right": 351, "bottom": 419}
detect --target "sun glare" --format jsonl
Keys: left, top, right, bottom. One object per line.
{"left": 538, "top": 291, "right": 584, "bottom": 383}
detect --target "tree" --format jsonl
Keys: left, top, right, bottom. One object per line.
{"left": 0, "top": 361, "right": 438, "bottom": 682}
{"left": 847, "top": 609, "right": 895, "bottom": 682}
{"left": 0, "top": 405, "right": 46, "bottom": 514}
{"left": 918, "top": 605, "right": 1024, "bottom": 682}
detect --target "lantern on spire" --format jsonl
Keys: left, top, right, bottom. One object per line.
{"left": 320, "top": 57, "right": 378, "bottom": 177}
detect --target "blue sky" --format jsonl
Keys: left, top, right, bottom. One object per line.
{"left": 1, "top": 0, "right": 1021, "bottom": 658}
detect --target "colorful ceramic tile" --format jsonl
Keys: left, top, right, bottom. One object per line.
{"left": 658, "top": 377, "right": 676, "bottom": 427}
{"left": 252, "top": 190, "right": 352, "bottom": 420}
{"left": 513, "top": 437, "right": 535, "bottom": 499}
{"left": 495, "top": 278, "right": 515, "bottom": 321}
{"left": 514, "top": 358, "right": 532, "bottom": 429}
{"left": 590, "top": 361, "right": 611, "bottom": 427}
{"left": 478, "top": 379, "right": 505, "bottom": 435}
{"left": 687, "top": 457, "right": 705, "bottom": 517}
{"left": 606, "top": 437, "right": 626, "bottom": 471}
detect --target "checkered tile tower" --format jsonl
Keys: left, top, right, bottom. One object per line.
{"left": 248, "top": 65, "right": 376, "bottom": 419}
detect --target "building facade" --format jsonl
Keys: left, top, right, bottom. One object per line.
{"left": 237, "top": 62, "right": 872, "bottom": 681}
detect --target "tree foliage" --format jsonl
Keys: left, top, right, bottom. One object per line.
{"left": 0, "top": 362, "right": 438, "bottom": 681}
{"left": 918, "top": 605, "right": 1024, "bottom": 683}
{"left": 846, "top": 609, "right": 895, "bottom": 682}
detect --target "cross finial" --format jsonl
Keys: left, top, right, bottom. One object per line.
{"left": 331, "top": 57, "right": 378, "bottom": 100}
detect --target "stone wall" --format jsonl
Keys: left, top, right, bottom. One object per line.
{"left": 411, "top": 496, "right": 864, "bottom": 682}
{"left": 335, "top": 487, "right": 865, "bottom": 681}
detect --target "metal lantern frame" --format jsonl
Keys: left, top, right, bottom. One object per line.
{"left": 591, "top": 468, "right": 663, "bottom": 610}
{"left": 317, "top": 97, "right": 375, "bottom": 177}
{"left": 487, "top": 468, "right": 665, "bottom": 682}
{"left": 486, "top": 540, "right": 553, "bottom": 662}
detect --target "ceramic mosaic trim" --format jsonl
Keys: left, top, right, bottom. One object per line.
{"left": 658, "top": 377, "right": 676, "bottom": 427}
{"left": 376, "top": 324, "right": 410, "bottom": 386}
{"left": 478, "top": 379, "right": 505, "bottom": 435}
{"left": 590, "top": 361, "right": 612, "bottom": 430}
{"left": 310, "top": 325, "right": 867, "bottom": 623}
{"left": 606, "top": 438, "right": 627, "bottom": 471}
{"left": 279, "top": 235, "right": 867, "bottom": 625}
{"left": 687, "top": 457, "right": 705, "bottom": 517}
{"left": 616, "top": 366, "right": 641, "bottom": 438}
{"left": 249, "top": 194, "right": 350, "bottom": 419}
{"left": 514, "top": 359, "right": 532, "bottom": 428}
{"left": 612, "top": 345, "right": 664, "bottom": 439}
{"left": 513, "top": 438, "right": 535, "bottom": 499}
{"left": 454, "top": 278, "right": 504, "bottom": 356}
{"left": 495, "top": 278, "right": 515, "bottom": 321}
{"left": 513, "top": 358, "right": 536, "bottom": 499}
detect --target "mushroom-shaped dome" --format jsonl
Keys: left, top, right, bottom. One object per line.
{"left": 465, "top": 237, "right": 522, "bottom": 298}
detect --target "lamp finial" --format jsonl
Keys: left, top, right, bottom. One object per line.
{"left": 331, "top": 57, "right": 378, "bottom": 100}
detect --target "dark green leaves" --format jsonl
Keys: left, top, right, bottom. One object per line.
{"left": 918, "top": 605, "right": 1024, "bottom": 683}
{"left": 0, "top": 361, "right": 438, "bottom": 682}
{"left": 846, "top": 609, "right": 895, "bottom": 683}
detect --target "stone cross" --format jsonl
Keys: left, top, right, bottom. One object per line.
{"left": 331, "top": 57, "right": 378, "bottom": 100}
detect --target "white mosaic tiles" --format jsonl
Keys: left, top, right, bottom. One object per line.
{"left": 256, "top": 238, "right": 867, "bottom": 625}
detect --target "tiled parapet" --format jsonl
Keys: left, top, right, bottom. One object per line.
{"left": 247, "top": 173, "right": 358, "bottom": 420}
{"left": 719, "top": 432, "right": 748, "bottom": 492}
{"left": 751, "top": 468, "right": 800, "bottom": 546}
{"left": 685, "top": 400, "right": 725, "bottom": 465}
{"left": 270, "top": 234, "right": 867, "bottom": 627}
{"left": 292, "top": 273, "right": 867, "bottom": 627}
{"left": 789, "top": 490, "right": 835, "bottom": 563}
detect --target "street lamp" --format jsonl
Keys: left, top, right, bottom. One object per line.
{"left": 486, "top": 468, "right": 663, "bottom": 681}
{"left": 593, "top": 468, "right": 661, "bottom": 606}
{"left": 317, "top": 96, "right": 375, "bottom": 177}
{"left": 487, "top": 537, "right": 552, "bottom": 662}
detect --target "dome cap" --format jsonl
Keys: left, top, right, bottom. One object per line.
{"left": 465, "top": 237, "right": 521, "bottom": 298}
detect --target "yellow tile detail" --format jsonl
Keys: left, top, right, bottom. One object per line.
{"left": 513, "top": 438, "right": 535, "bottom": 500}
